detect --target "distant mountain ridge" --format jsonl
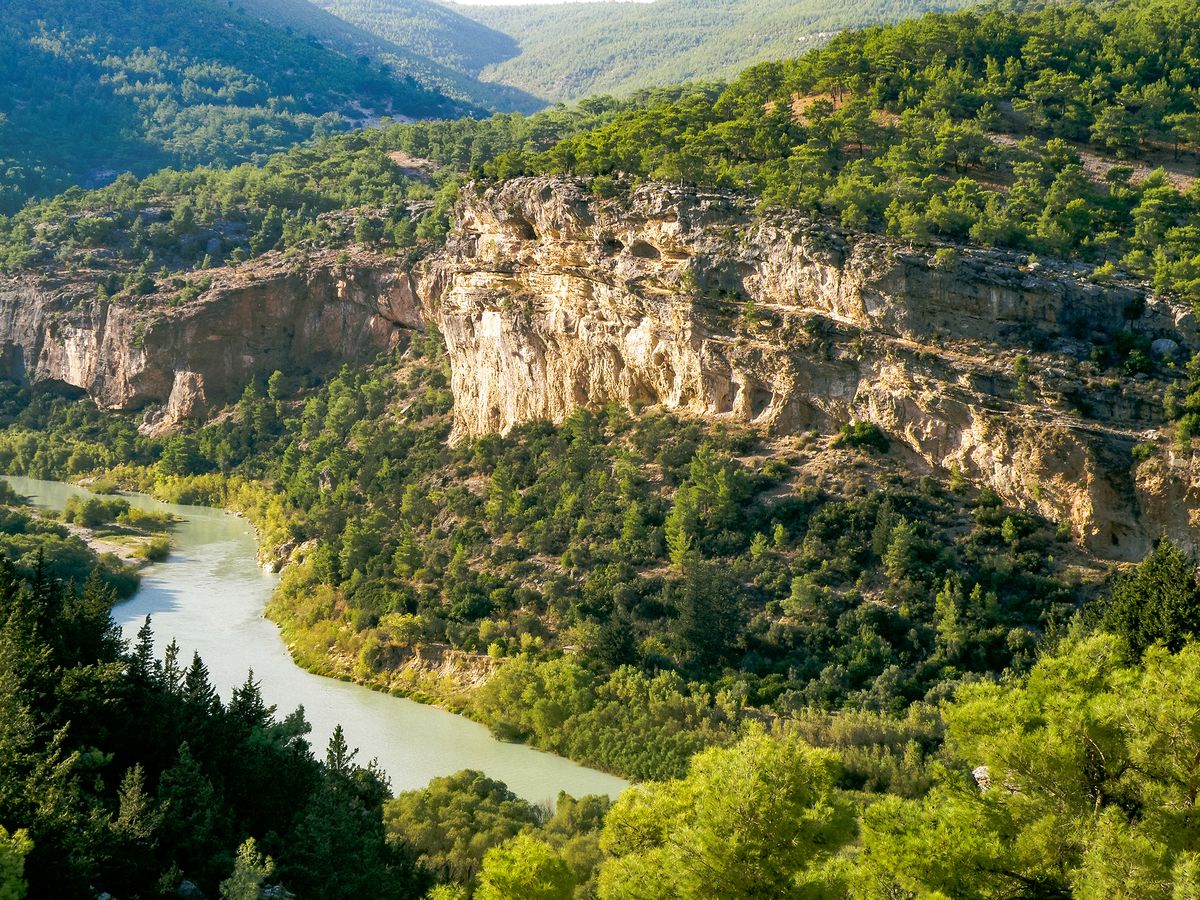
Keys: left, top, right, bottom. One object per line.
{"left": 459, "top": 0, "right": 972, "bottom": 101}
{"left": 243, "top": 0, "right": 542, "bottom": 112}
{"left": 307, "top": 0, "right": 969, "bottom": 104}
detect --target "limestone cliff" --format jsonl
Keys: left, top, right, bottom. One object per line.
{"left": 430, "top": 178, "right": 1189, "bottom": 560}
{"left": 0, "top": 250, "right": 422, "bottom": 432}
{"left": 0, "top": 177, "right": 1194, "bottom": 559}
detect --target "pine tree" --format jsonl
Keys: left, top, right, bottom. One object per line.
{"left": 107, "top": 764, "right": 165, "bottom": 894}
{"left": 62, "top": 571, "right": 122, "bottom": 666}
{"left": 671, "top": 562, "right": 744, "bottom": 670}
{"left": 325, "top": 725, "right": 357, "bottom": 776}
{"left": 250, "top": 206, "right": 284, "bottom": 255}
{"left": 594, "top": 614, "right": 636, "bottom": 670}
{"left": 0, "top": 557, "right": 20, "bottom": 617}
{"left": 772, "top": 523, "right": 787, "bottom": 549}
{"left": 162, "top": 639, "right": 184, "bottom": 696}
{"left": 1106, "top": 539, "right": 1200, "bottom": 656}
{"left": 665, "top": 488, "right": 698, "bottom": 569}
{"left": 228, "top": 671, "right": 274, "bottom": 734}
{"left": 183, "top": 653, "right": 220, "bottom": 717}
{"left": 220, "top": 838, "right": 287, "bottom": 900}
{"left": 158, "top": 742, "right": 223, "bottom": 881}
{"left": 619, "top": 501, "right": 645, "bottom": 550}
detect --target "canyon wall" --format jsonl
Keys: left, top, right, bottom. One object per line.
{"left": 0, "top": 177, "right": 1195, "bottom": 558}
{"left": 0, "top": 251, "right": 423, "bottom": 432}
{"left": 429, "top": 178, "right": 1191, "bottom": 560}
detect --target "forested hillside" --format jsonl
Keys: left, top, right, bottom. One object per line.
{"left": 240, "top": 0, "right": 543, "bottom": 113}
{"left": 5, "top": 374, "right": 1200, "bottom": 897}
{"left": 309, "top": 0, "right": 520, "bottom": 77}
{"left": 0, "top": 0, "right": 465, "bottom": 212}
{"left": 461, "top": 0, "right": 970, "bottom": 101}
{"left": 6, "top": 526, "right": 1200, "bottom": 896}
{"left": 4, "top": 0, "right": 1199, "bottom": 300}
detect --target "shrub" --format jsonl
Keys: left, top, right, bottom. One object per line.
{"left": 930, "top": 247, "right": 960, "bottom": 270}
{"left": 88, "top": 477, "right": 120, "bottom": 494}
{"left": 136, "top": 536, "right": 171, "bottom": 562}
{"left": 62, "top": 495, "right": 130, "bottom": 528}
{"left": 1131, "top": 441, "right": 1158, "bottom": 463}
{"left": 118, "top": 506, "right": 175, "bottom": 531}
{"left": 833, "top": 422, "right": 890, "bottom": 454}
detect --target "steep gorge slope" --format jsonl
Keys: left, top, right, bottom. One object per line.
{"left": 242, "top": 0, "right": 541, "bottom": 113}
{"left": 0, "top": 177, "right": 1189, "bottom": 559}
{"left": 306, "top": 0, "right": 520, "bottom": 77}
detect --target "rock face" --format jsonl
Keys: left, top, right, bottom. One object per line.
{"left": 0, "top": 176, "right": 1195, "bottom": 559}
{"left": 429, "top": 178, "right": 1190, "bottom": 560}
{"left": 0, "top": 251, "right": 422, "bottom": 432}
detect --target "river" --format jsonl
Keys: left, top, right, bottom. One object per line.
{"left": 5, "top": 476, "right": 628, "bottom": 805}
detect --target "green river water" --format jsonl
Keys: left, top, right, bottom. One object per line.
{"left": 5, "top": 476, "right": 628, "bottom": 805}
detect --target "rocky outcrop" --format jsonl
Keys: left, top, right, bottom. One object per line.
{"left": 0, "top": 250, "right": 423, "bottom": 432}
{"left": 429, "top": 178, "right": 1189, "bottom": 559}
{"left": 1, "top": 177, "right": 1194, "bottom": 559}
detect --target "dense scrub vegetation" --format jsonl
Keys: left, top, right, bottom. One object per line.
{"left": 0, "top": 339, "right": 1087, "bottom": 781}
{"left": 0, "top": 0, "right": 463, "bottom": 212}
{"left": 379, "top": 540, "right": 1200, "bottom": 898}
{"left": 576, "top": 618, "right": 1200, "bottom": 899}
{"left": 384, "top": 770, "right": 610, "bottom": 892}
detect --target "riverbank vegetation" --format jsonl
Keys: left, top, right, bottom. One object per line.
{"left": 0, "top": 537, "right": 436, "bottom": 898}
{"left": 59, "top": 495, "right": 173, "bottom": 532}
{"left": 0, "top": 479, "right": 139, "bottom": 597}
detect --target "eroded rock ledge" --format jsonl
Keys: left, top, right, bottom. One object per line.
{"left": 0, "top": 249, "right": 423, "bottom": 433}
{"left": 432, "top": 179, "right": 1192, "bottom": 560}
{"left": 1, "top": 177, "right": 1196, "bottom": 559}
